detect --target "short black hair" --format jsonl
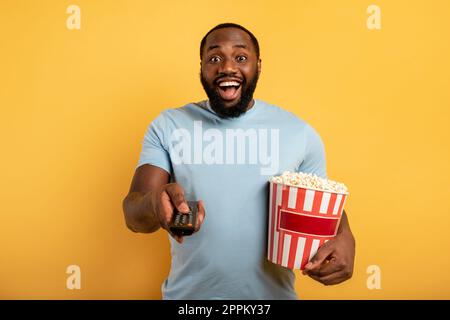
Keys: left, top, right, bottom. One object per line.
{"left": 200, "top": 23, "right": 260, "bottom": 60}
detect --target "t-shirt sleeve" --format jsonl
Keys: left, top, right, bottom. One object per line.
{"left": 136, "top": 112, "right": 172, "bottom": 174}
{"left": 297, "top": 124, "right": 328, "bottom": 179}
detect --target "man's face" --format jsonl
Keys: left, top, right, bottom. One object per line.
{"left": 200, "top": 27, "right": 261, "bottom": 118}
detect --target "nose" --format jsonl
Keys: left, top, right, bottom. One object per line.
{"left": 218, "top": 57, "right": 238, "bottom": 75}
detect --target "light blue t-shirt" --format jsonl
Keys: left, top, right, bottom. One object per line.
{"left": 137, "top": 99, "right": 327, "bottom": 299}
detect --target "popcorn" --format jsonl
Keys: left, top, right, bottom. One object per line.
{"left": 271, "top": 171, "right": 348, "bottom": 194}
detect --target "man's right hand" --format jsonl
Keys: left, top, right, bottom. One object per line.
{"left": 123, "top": 164, "right": 206, "bottom": 241}
{"left": 151, "top": 183, "right": 206, "bottom": 243}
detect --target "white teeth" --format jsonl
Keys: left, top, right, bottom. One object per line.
{"left": 219, "top": 81, "right": 240, "bottom": 87}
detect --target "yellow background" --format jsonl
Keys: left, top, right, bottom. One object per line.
{"left": 1, "top": 0, "right": 449, "bottom": 299}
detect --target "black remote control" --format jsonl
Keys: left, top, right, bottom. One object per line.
{"left": 169, "top": 201, "right": 198, "bottom": 237}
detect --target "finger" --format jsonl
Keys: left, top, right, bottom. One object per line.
{"left": 159, "top": 190, "right": 175, "bottom": 228}
{"left": 314, "top": 257, "right": 342, "bottom": 276}
{"left": 305, "top": 257, "right": 342, "bottom": 277}
{"left": 304, "top": 242, "right": 334, "bottom": 272}
{"left": 168, "top": 229, "right": 183, "bottom": 243}
{"left": 169, "top": 232, "right": 184, "bottom": 244}
{"left": 195, "top": 200, "right": 206, "bottom": 232}
{"left": 165, "top": 183, "right": 189, "bottom": 213}
{"left": 174, "top": 235, "right": 184, "bottom": 244}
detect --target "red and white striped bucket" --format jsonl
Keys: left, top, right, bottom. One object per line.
{"left": 267, "top": 181, "right": 348, "bottom": 270}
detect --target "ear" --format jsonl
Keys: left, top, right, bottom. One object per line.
{"left": 257, "top": 58, "right": 262, "bottom": 76}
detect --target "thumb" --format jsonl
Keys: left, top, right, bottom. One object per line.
{"left": 305, "top": 242, "right": 333, "bottom": 270}
{"left": 165, "top": 183, "right": 190, "bottom": 213}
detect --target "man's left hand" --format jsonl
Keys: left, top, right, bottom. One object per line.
{"left": 302, "top": 230, "right": 355, "bottom": 285}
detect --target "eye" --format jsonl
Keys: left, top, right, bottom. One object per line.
{"left": 209, "top": 56, "right": 221, "bottom": 63}
{"left": 236, "top": 55, "right": 247, "bottom": 62}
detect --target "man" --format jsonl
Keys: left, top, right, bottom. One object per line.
{"left": 122, "top": 23, "right": 355, "bottom": 299}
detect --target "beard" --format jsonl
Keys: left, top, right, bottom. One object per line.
{"left": 200, "top": 70, "right": 259, "bottom": 118}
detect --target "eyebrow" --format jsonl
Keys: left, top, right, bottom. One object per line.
{"left": 207, "top": 44, "right": 248, "bottom": 52}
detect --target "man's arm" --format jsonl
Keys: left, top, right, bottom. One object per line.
{"left": 337, "top": 210, "right": 354, "bottom": 237}
{"left": 122, "top": 164, "right": 206, "bottom": 243}
{"left": 302, "top": 210, "right": 356, "bottom": 285}
{"left": 122, "top": 164, "right": 169, "bottom": 233}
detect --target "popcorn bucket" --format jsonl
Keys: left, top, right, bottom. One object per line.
{"left": 267, "top": 181, "right": 348, "bottom": 270}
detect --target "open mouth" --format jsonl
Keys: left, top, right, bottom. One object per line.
{"left": 216, "top": 80, "right": 242, "bottom": 101}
